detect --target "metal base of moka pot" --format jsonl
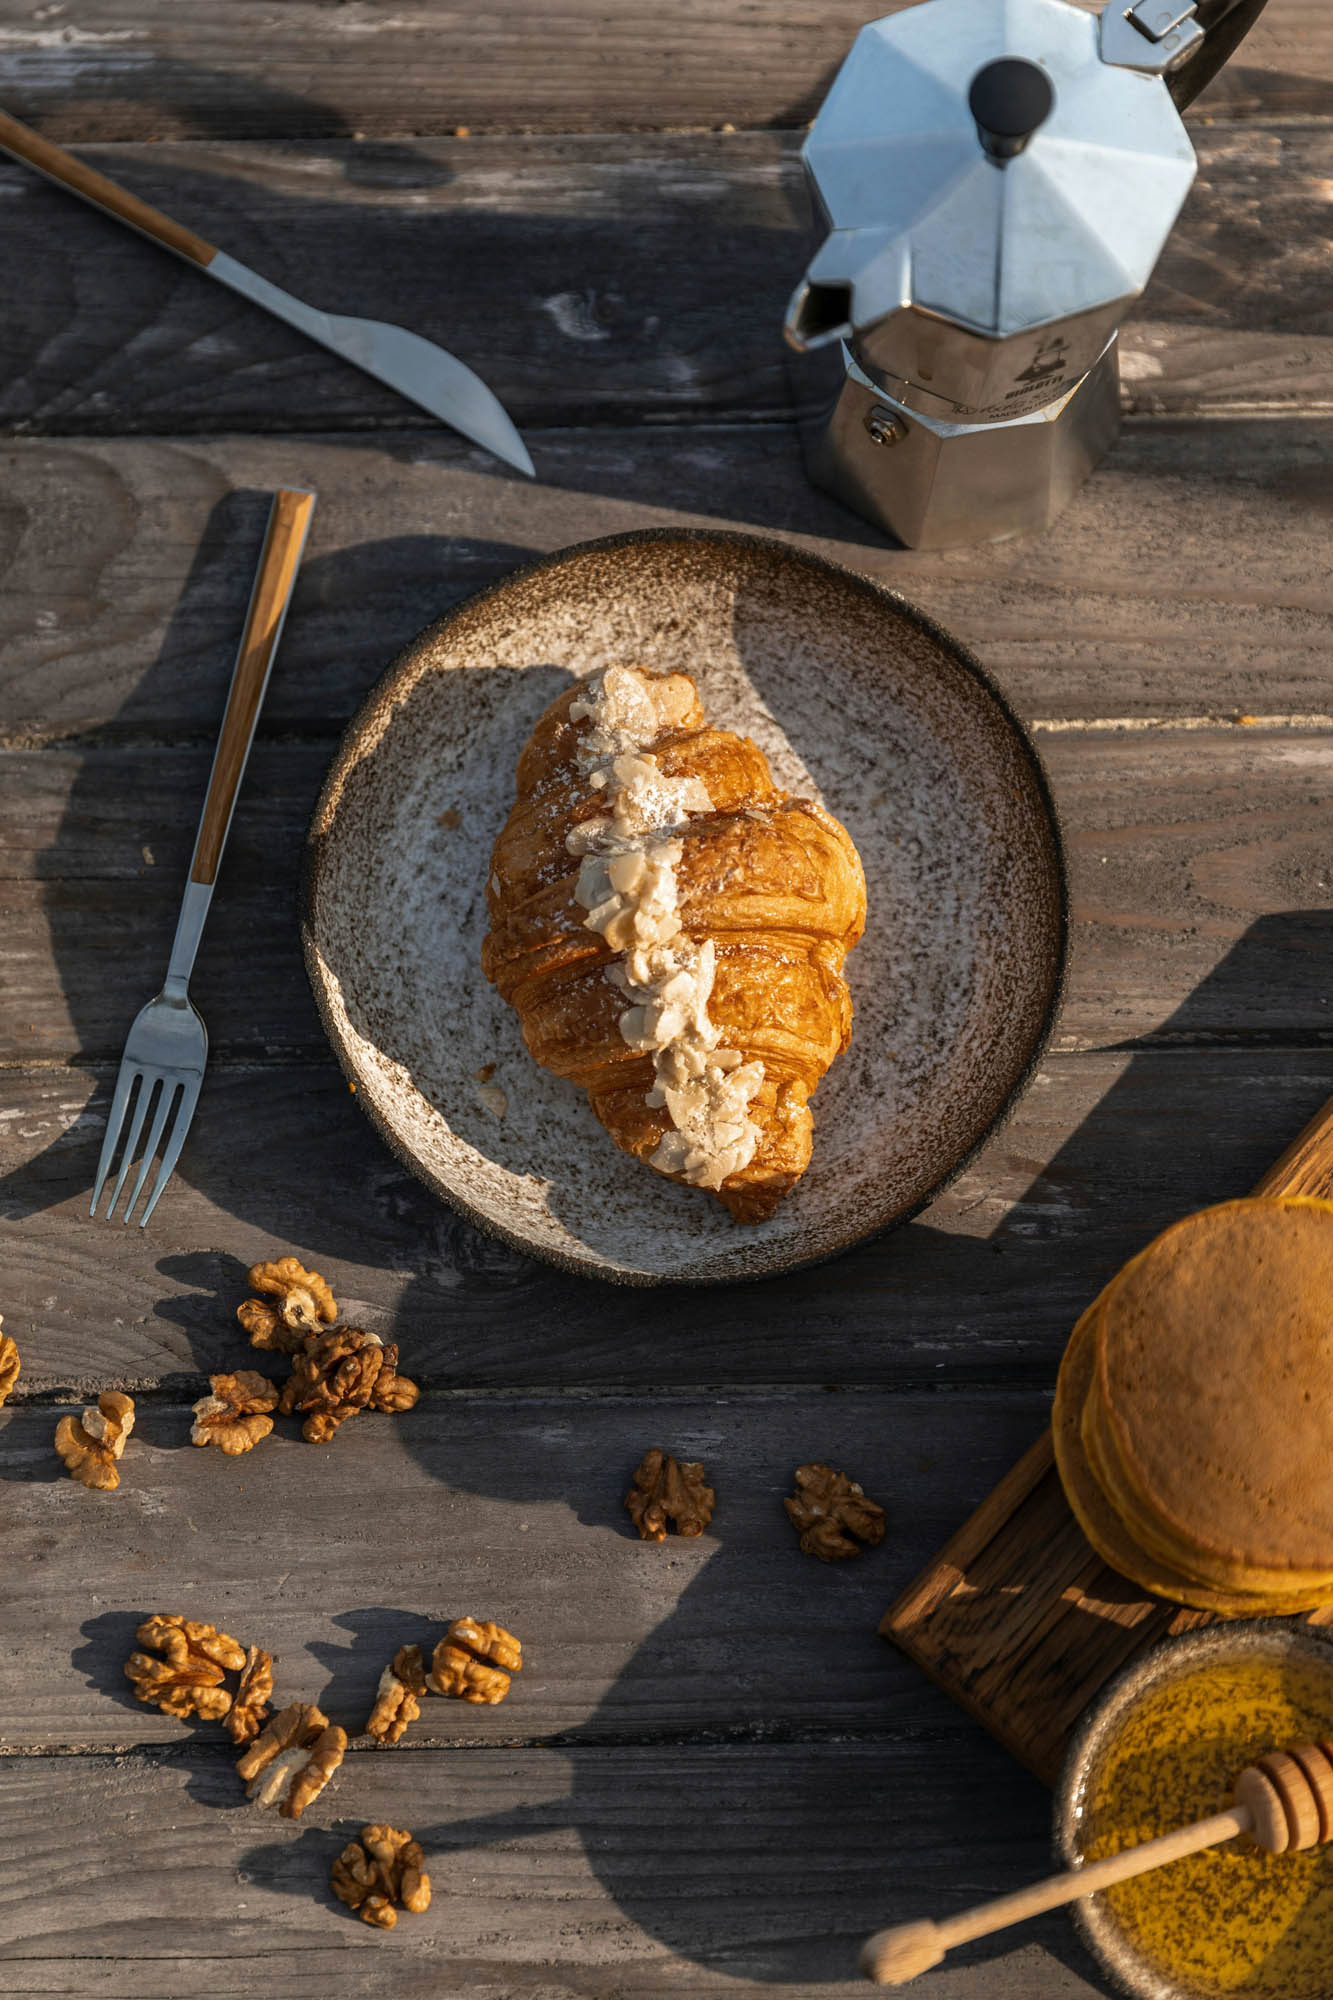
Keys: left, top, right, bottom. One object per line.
{"left": 791, "top": 336, "right": 1123, "bottom": 551}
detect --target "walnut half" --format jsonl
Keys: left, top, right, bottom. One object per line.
{"left": 279, "top": 1327, "right": 419, "bottom": 1444}
{"left": 429, "top": 1618, "right": 523, "bottom": 1705}
{"left": 190, "top": 1371, "right": 278, "bottom": 1455}
{"left": 238, "top": 1256, "right": 337, "bottom": 1354}
{"left": 624, "top": 1447, "right": 715, "bottom": 1540}
{"left": 0, "top": 1319, "right": 19, "bottom": 1407}
{"left": 224, "top": 1645, "right": 275, "bottom": 1747}
{"left": 331, "top": 1825, "right": 431, "bottom": 1929}
{"left": 365, "top": 1645, "right": 428, "bottom": 1745}
{"left": 55, "top": 1391, "right": 135, "bottom": 1491}
{"left": 237, "top": 1702, "right": 346, "bottom": 1817}
{"left": 783, "top": 1463, "right": 886, "bottom": 1562}
{"left": 124, "top": 1614, "right": 247, "bottom": 1723}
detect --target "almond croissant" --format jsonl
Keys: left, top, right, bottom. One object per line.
{"left": 480, "top": 664, "right": 866, "bottom": 1222}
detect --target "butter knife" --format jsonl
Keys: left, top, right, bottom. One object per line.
{"left": 0, "top": 109, "right": 534, "bottom": 477}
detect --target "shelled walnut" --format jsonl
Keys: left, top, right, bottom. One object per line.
{"left": 238, "top": 1257, "right": 337, "bottom": 1354}
{"left": 54, "top": 1391, "right": 136, "bottom": 1491}
{"left": 0, "top": 1319, "right": 19, "bottom": 1407}
{"left": 279, "top": 1327, "right": 419, "bottom": 1443}
{"left": 365, "top": 1645, "right": 427, "bottom": 1745}
{"left": 624, "top": 1447, "right": 715, "bottom": 1540}
{"left": 224, "top": 1645, "right": 275, "bottom": 1747}
{"left": 190, "top": 1371, "right": 278, "bottom": 1454}
{"left": 124, "top": 1614, "right": 247, "bottom": 1722}
{"left": 783, "top": 1463, "right": 886, "bottom": 1562}
{"left": 236, "top": 1701, "right": 346, "bottom": 1817}
{"left": 429, "top": 1618, "right": 523, "bottom": 1705}
{"left": 331, "top": 1824, "right": 431, "bottom": 1929}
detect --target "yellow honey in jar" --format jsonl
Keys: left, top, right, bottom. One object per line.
{"left": 1078, "top": 1654, "right": 1333, "bottom": 1997}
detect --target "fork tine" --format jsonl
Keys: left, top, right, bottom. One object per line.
{"left": 122, "top": 1077, "right": 182, "bottom": 1225}
{"left": 103, "top": 1073, "right": 159, "bottom": 1220}
{"left": 89, "top": 1063, "right": 142, "bottom": 1217}
{"left": 136, "top": 1076, "right": 201, "bottom": 1228}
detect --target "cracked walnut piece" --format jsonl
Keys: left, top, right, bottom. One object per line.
{"left": 225, "top": 1645, "right": 275, "bottom": 1747}
{"left": 54, "top": 1391, "right": 135, "bottom": 1491}
{"left": 238, "top": 1256, "right": 337, "bottom": 1354}
{"left": 429, "top": 1618, "right": 523, "bottom": 1705}
{"left": 236, "top": 1702, "right": 347, "bottom": 1817}
{"left": 331, "top": 1825, "right": 431, "bottom": 1929}
{"left": 0, "top": 1319, "right": 18, "bottom": 1407}
{"left": 278, "top": 1326, "right": 419, "bottom": 1443}
{"left": 624, "top": 1448, "right": 715, "bottom": 1541}
{"left": 365, "top": 1645, "right": 427, "bottom": 1744}
{"left": 190, "top": 1371, "right": 279, "bottom": 1454}
{"left": 125, "top": 1614, "right": 247, "bottom": 1723}
{"left": 783, "top": 1463, "right": 886, "bottom": 1562}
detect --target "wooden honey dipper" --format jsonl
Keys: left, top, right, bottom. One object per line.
{"left": 860, "top": 1739, "right": 1333, "bottom": 1985}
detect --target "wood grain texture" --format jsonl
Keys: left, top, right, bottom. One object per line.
{"left": 882, "top": 1063, "right": 1333, "bottom": 1787}
{"left": 7, "top": 729, "right": 1333, "bottom": 1060}
{"left": 3, "top": 420, "right": 1333, "bottom": 741}
{"left": 5, "top": 1048, "right": 1333, "bottom": 1393}
{"left": 0, "top": 1744, "right": 1089, "bottom": 1998}
{"left": 0, "top": 126, "right": 1330, "bottom": 437}
{"left": 1253, "top": 1094, "right": 1333, "bottom": 1195}
{"left": 0, "top": 1388, "right": 1043, "bottom": 1751}
{"left": 0, "top": 0, "right": 1324, "bottom": 137}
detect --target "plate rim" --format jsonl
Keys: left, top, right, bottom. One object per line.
{"left": 300, "top": 525, "right": 1070, "bottom": 1287}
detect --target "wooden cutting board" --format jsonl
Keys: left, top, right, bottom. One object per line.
{"left": 882, "top": 1092, "right": 1333, "bottom": 1788}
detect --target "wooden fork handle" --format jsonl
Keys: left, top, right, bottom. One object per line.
{"left": 0, "top": 107, "right": 217, "bottom": 265}
{"left": 189, "top": 489, "right": 317, "bottom": 887}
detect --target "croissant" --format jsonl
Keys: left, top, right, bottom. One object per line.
{"left": 480, "top": 664, "right": 866, "bottom": 1223}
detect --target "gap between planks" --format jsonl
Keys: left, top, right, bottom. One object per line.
{"left": 7, "top": 714, "right": 1333, "bottom": 753}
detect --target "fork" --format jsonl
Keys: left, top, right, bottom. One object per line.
{"left": 89, "top": 486, "right": 317, "bottom": 1225}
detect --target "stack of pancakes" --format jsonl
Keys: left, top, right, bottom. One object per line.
{"left": 1053, "top": 1196, "right": 1333, "bottom": 1615}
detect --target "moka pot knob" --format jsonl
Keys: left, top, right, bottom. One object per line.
{"left": 967, "top": 57, "right": 1054, "bottom": 161}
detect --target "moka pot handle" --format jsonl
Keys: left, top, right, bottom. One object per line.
{"left": 1167, "top": 0, "right": 1270, "bottom": 108}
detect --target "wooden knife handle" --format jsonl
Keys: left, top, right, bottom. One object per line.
{"left": 190, "top": 489, "right": 316, "bottom": 887}
{"left": 0, "top": 108, "right": 216, "bottom": 265}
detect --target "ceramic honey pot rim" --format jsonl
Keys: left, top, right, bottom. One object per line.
{"left": 1053, "top": 1621, "right": 1333, "bottom": 2000}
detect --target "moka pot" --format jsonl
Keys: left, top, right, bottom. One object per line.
{"left": 784, "top": 0, "right": 1271, "bottom": 549}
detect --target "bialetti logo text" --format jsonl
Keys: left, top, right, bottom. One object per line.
{"left": 1009, "top": 334, "right": 1069, "bottom": 396}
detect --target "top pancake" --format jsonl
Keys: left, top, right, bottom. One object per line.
{"left": 1093, "top": 1197, "right": 1333, "bottom": 1583}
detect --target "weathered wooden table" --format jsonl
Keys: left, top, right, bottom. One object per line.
{"left": 3, "top": 4, "right": 1332, "bottom": 1993}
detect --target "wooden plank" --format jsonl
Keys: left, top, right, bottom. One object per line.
{"left": 1, "top": 125, "right": 1331, "bottom": 438}
{"left": 0, "top": 1388, "right": 1040, "bottom": 1751}
{"left": 0, "top": 1744, "right": 1075, "bottom": 1998}
{"left": 4, "top": 1048, "right": 1333, "bottom": 1390}
{"left": 6, "top": 728, "right": 1333, "bottom": 1060}
{"left": 0, "top": 744, "right": 328, "bottom": 1059}
{"left": 1, "top": 0, "right": 1325, "bottom": 138}
{"left": 4, "top": 421, "right": 1333, "bottom": 740}
{"left": 880, "top": 1078, "right": 1333, "bottom": 1788}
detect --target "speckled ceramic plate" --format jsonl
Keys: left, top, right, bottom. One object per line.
{"left": 302, "top": 529, "right": 1066, "bottom": 1285}
{"left": 1056, "top": 1624, "right": 1333, "bottom": 2000}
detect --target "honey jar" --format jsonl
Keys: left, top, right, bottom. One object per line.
{"left": 1056, "top": 1625, "right": 1333, "bottom": 2000}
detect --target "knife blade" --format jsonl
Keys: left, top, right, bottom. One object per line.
{"left": 0, "top": 108, "right": 535, "bottom": 476}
